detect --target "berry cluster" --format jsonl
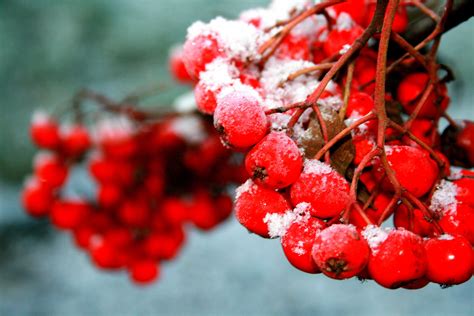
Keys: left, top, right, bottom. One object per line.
{"left": 170, "top": 0, "right": 474, "bottom": 289}
{"left": 23, "top": 107, "right": 243, "bottom": 285}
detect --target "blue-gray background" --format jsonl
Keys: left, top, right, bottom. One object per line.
{"left": 0, "top": 1, "right": 473, "bottom": 315}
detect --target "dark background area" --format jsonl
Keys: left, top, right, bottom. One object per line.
{"left": 0, "top": 0, "right": 473, "bottom": 315}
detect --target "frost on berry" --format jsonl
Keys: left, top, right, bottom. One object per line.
{"left": 361, "top": 225, "right": 390, "bottom": 255}
{"left": 281, "top": 207, "right": 325, "bottom": 274}
{"left": 260, "top": 58, "right": 323, "bottom": 110}
{"left": 290, "top": 159, "right": 350, "bottom": 218}
{"left": 312, "top": 224, "right": 369, "bottom": 279}
{"left": 235, "top": 179, "right": 291, "bottom": 238}
{"left": 214, "top": 89, "right": 268, "bottom": 148}
{"left": 186, "top": 17, "right": 263, "bottom": 64}
{"left": 429, "top": 180, "right": 458, "bottom": 214}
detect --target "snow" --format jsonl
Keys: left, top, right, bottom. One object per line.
{"left": 303, "top": 159, "right": 333, "bottom": 175}
{"left": 264, "top": 210, "right": 298, "bottom": 238}
{"left": 339, "top": 44, "right": 351, "bottom": 55}
{"left": 173, "top": 91, "right": 197, "bottom": 113}
{"left": 187, "top": 17, "right": 263, "bottom": 61}
{"left": 31, "top": 109, "right": 53, "bottom": 125}
{"left": 438, "top": 234, "right": 454, "bottom": 240}
{"left": 216, "top": 82, "right": 263, "bottom": 105}
{"left": 362, "top": 225, "right": 390, "bottom": 254}
{"left": 336, "top": 12, "right": 354, "bottom": 31}
{"left": 448, "top": 167, "right": 464, "bottom": 180}
{"left": 264, "top": 201, "right": 314, "bottom": 238}
{"left": 260, "top": 58, "right": 321, "bottom": 110}
{"left": 169, "top": 115, "right": 207, "bottom": 145}
{"left": 199, "top": 58, "right": 239, "bottom": 91}
{"left": 33, "top": 151, "right": 54, "bottom": 168}
{"left": 268, "top": 113, "right": 291, "bottom": 131}
{"left": 93, "top": 116, "right": 134, "bottom": 143}
{"left": 235, "top": 179, "right": 257, "bottom": 200}
{"left": 429, "top": 180, "right": 458, "bottom": 213}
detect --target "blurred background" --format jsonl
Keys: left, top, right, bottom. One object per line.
{"left": 0, "top": 0, "right": 473, "bottom": 315}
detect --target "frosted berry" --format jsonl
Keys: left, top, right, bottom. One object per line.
{"left": 290, "top": 160, "right": 350, "bottom": 219}
{"left": 281, "top": 211, "right": 325, "bottom": 274}
{"left": 182, "top": 33, "right": 223, "bottom": 79}
{"left": 214, "top": 90, "right": 268, "bottom": 148}
{"left": 235, "top": 180, "right": 291, "bottom": 238}
{"left": 245, "top": 132, "right": 303, "bottom": 189}
{"left": 425, "top": 235, "right": 473, "bottom": 285}
{"left": 312, "top": 224, "right": 369, "bottom": 279}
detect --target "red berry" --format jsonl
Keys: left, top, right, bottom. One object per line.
{"left": 245, "top": 132, "right": 302, "bottom": 189}
{"left": 290, "top": 160, "right": 350, "bottom": 219}
{"left": 33, "top": 152, "right": 68, "bottom": 189}
{"left": 323, "top": 24, "right": 363, "bottom": 57}
{"left": 454, "top": 170, "right": 474, "bottom": 207}
{"left": 189, "top": 190, "right": 221, "bottom": 230}
{"left": 393, "top": 205, "right": 434, "bottom": 237}
{"left": 51, "top": 199, "right": 91, "bottom": 229}
{"left": 312, "top": 224, "right": 369, "bottom": 279}
{"left": 375, "top": 145, "right": 438, "bottom": 197}
{"left": 346, "top": 91, "right": 374, "bottom": 117}
{"left": 276, "top": 34, "right": 311, "bottom": 61}
{"left": 281, "top": 204, "right": 326, "bottom": 273}
{"left": 457, "top": 120, "right": 474, "bottom": 165}
{"left": 182, "top": 33, "right": 224, "bottom": 79}
{"left": 90, "top": 241, "right": 123, "bottom": 269}
{"left": 169, "top": 45, "right": 193, "bottom": 83}
{"left": 367, "top": 228, "right": 427, "bottom": 289}
{"left": 129, "top": 259, "right": 159, "bottom": 284}
{"left": 21, "top": 178, "right": 54, "bottom": 217}
{"left": 30, "top": 111, "right": 61, "bottom": 149}
{"left": 438, "top": 203, "right": 474, "bottom": 245}
{"left": 403, "top": 119, "right": 439, "bottom": 148}
{"left": 60, "top": 124, "right": 91, "bottom": 157}
{"left": 397, "top": 73, "right": 449, "bottom": 118}
{"left": 214, "top": 90, "right": 268, "bottom": 148}
{"left": 118, "top": 197, "right": 150, "bottom": 228}
{"left": 425, "top": 235, "right": 473, "bottom": 285}
{"left": 195, "top": 80, "right": 219, "bottom": 114}
{"left": 235, "top": 180, "right": 291, "bottom": 238}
